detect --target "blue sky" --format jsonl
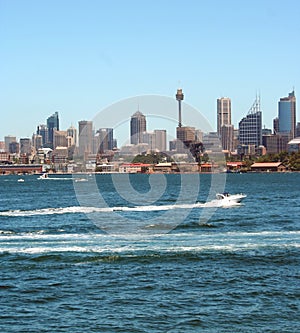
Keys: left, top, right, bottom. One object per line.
{"left": 1, "top": 0, "right": 300, "bottom": 142}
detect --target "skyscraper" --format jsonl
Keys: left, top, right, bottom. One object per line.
{"left": 130, "top": 111, "right": 146, "bottom": 145}
{"left": 32, "top": 134, "right": 43, "bottom": 150}
{"left": 78, "top": 120, "right": 93, "bottom": 158}
{"left": 20, "top": 138, "right": 32, "bottom": 155}
{"left": 67, "top": 126, "right": 77, "bottom": 147}
{"left": 95, "top": 128, "right": 114, "bottom": 153}
{"left": 4, "top": 135, "right": 17, "bottom": 153}
{"left": 278, "top": 90, "right": 296, "bottom": 138}
{"left": 217, "top": 97, "right": 233, "bottom": 151}
{"left": 217, "top": 97, "right": 232, "bottom": 135}
{"left": 296, "top": 122, "right": 300, "bottom": 137}
{"left": 154, "top": 130, "right": 167, "bottom": 151}
{"left": 53, "top": 130, "right": 68, "bottom": 149}
{"left": 238, "top": 96, "right": 262, "bottom": 148}
{"left": 37, "top": 124, "right": 48, "bottom": 147}
{"left": 47, "top": 112, "right": 59, "bottom": 148}
{"left": 220, "top": 124, "right": 234, "bottom": 152}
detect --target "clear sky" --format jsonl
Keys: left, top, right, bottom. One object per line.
{"left": 1, "top": 0, "right": 300, "bottom": 143}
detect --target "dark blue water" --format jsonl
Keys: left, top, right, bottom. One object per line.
{"left": 0, "top": 173, "right": 299, "bottom": 332}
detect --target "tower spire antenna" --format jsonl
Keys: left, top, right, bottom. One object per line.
{"left": 176, "top": 88, "right": 184, "bottom": 127}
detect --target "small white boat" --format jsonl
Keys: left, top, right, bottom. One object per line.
{"left": 17, "top": 178, "right": 25, "bottom": 182}
{"left": 37, "top": 173, "right": 48, "bottom": 180}
{"left": 74, "top": 178, "right": 88, "bottom": 182}
{"left": 216, "top": 192, "right": 246, "bottom": 204}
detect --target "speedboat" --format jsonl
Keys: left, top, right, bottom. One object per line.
{"left": 216, "top": 192, "right": 246, "bottom": 204}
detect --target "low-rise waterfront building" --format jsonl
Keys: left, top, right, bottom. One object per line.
{"left": 0, "top": 164, "right": 42, "bottom": 174}
{"left": 226, "top": 162, "right": 246, "bottom": 172}
{"left": 250, "top": 162, "right": 286, "bottom": 172}
{"left": 119, "top": 163, "right": 151, "bottom": 173}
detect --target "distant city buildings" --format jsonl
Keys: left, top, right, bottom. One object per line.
{"left": 0, "top": 88, "right": 298, "bottom": 173}
{"left": 262, "top": 90, "right": 297, "bottom": 154}
{"left": 94, "top": 128, "right": 114, "bottom": 153}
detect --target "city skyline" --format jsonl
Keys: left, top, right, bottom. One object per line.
{"left": 0, "top": 90, "right": 298, "bottom": 145}
{"left": 1, "top": 1, "right": 300, "bottom": 140}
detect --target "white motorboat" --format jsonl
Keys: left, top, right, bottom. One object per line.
{"left": 37, "top": 173, "right": 49, "bottom": 180}
{"left": 216, "top": 192, "right": 246, "bottom": 204}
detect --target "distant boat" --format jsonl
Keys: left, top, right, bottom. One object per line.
{"left": 17, "top": 178, "right": 25, "bottom": 182}
{"left": 216, "top": 192, "right": 246, "bottom": 204}
{"left": 74, "top": 178, "right": 88, "bottom": 182}
{"left": 37, "top": 173, "right": 48, "bottom": 180}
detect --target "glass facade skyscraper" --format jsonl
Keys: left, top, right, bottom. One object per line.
{"left": 278, "top": 90, "right": 296, "bottom": 138}
{"left": 37, "top": 124, "right": 48, "bottom": 147}
{"left": 47, "top": 112, "right": 59, "bottom": 148}
{"left": 238, "top": 97, "right": 262, "bottom": 148}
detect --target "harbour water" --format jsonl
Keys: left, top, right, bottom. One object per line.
{"left": 0, "top": 173, "right": 299, "bottom": 332}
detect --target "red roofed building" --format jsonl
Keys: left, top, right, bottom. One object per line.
{"left": 250, "top": 162, "right": 286, "bottom": 172}
{"left": 119, "top": 163, "right": 151, "bottom": 173}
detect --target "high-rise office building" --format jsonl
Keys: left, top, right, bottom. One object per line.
{"left": 67, "top": 126, "right": 77, "bottom": 147}
{"left": 9, "top": 141, "right": 20, "bottom": 154}
{"left": 220, "top": 124, "right": 234, "bottom": 152}
{"left": 202, "top": 132, "right": 222, "bottom": 153}
{"left": 262, "top": 134, "right": 289, "bottom": 154}
{"left": 95, "top": 128, "right": 114, "bottom": 153}
{"left": 278, "top": 90, "right": 296, "bottom": 138}
{"left": 53, "top": 130, "right": 68, "bottom": 149}
{"left": 176, "top": 126, "right": 196, "bottom": 143}
{"left": 296, "top": 122, "right": 300, "bottom": 137}
{"left": 273, "top": 117, "right": 279, "bottom": 134}
{"left": 37, "top": 124, "right": 48, "bottom": 147}
{"left": 47, "top": 112, "right": 59, "bottom": 148}
{"left": 154, "top": 130, "right": 167, "bottom": 151}
{"left": 176, "top": 126, "right": 196, "bottom": 152}
{"left": 130, "top": 111, "right": 146, "bottom": 145}
{"left": 20, "top": 138, "right": 32, "bottom": 155}
{"left": 238, "top": 96, "right": 262, "bottom": 148}
{"left": 217, "top": 97, "right": 232, "bottom": 135}
{"left": 142, "top": 132, "right": 156, "bottom": 151}
{"left": 4, "top": 136, "right": 17, "bottom": 153}
{"left": 32, "top": 134, "right": 43, "bottom": 150}
{"left": 217, "top": 97, "right": 233, "bottom": 151}
{"left": 78, "top": 120, "right": 93, "bottom": 158}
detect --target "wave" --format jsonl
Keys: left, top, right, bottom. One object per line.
{"left": 1, "top": 242, "right": 299, "bottom": 260}
{"left": 0, "top": 200, "right": 241, "bottom": 217}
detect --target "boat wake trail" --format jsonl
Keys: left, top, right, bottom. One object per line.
{"left": 0, "top": 200, "right": 242, "bottom": 217}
